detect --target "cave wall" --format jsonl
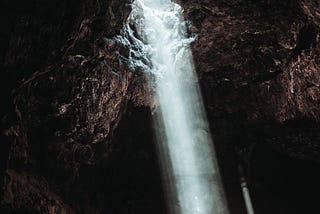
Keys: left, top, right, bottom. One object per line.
{"left": 1, "top": 0, "right": 320, "bottom": 213}
{"left": 179, "top": 0, "right": 320, "bottom": 158}
{"left": 0, "top": 0, "right": 158, "bottom": 213}
{"left": 179, "top": 0, "right": 320, "bottom": 213}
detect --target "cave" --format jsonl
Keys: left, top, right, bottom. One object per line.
{"left": 1, "top": 0, "right": 320, "bottom": 213}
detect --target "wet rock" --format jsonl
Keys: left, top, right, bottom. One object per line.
{"left": 1, "top": 0, "right": 320, "bottom": 213}
{"left": 179, "top": 0, "right": 320, "bottom": 213}
{"left": 179, "top": 0, "right": 320, "bottom": 161}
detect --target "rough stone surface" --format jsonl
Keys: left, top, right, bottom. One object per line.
{"left": 0, "top": 0, "right": 158, "bottom": 213}
{"left": 1, "top": 0, "right": 320, "bottom": 213}
{"left": 178, "top": 0, "right": 320, "bottom": 213}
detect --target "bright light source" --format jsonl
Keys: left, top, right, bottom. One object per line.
{"left": 125, "top": 0, "right": 230, "bottom": 213}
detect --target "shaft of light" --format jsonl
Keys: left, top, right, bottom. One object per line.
{"left": 241, "top": 179, "right": 255, "bottom": 214}
{"left": 239, "top": 164, "right": 255, "bottom": 214}
{"left": 130, "top": 0, "right": 230, "bottom": 213}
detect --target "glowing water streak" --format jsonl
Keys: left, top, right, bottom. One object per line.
{"left": 127, "top": 0, "right": 230, "bottom": 213}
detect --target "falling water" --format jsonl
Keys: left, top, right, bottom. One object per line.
{"left": 118, "top": 0, "right": 230, "bottom": 213}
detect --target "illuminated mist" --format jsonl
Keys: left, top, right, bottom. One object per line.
{"left": 118, "top": 0, "right": 230, "bottom": 213}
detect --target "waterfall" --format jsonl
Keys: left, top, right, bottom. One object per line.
{"left": 118, "top": 0, "right": 230, "bottom": 213}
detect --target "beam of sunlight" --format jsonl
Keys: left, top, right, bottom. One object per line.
{"left": 120, "top": 0, "right": 230, "bottom": 213}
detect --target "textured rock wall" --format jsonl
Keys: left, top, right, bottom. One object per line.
{"left": 179, "top": 0, "right": 320, "bottom": 213}
{"left": 179, "top": 0, "right": 320, "bottom": 157}
{"left": 0, "top": 0, "right": 159, "bottom": 213}
{"left": 1, "top": 0, "right": 320, "bottom": 213}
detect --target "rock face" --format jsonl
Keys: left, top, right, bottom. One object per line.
{"left": 0, "top": 0, "right": 320, "bottom": 213}
{"left": 178, "top": 0, "right": 320, "bottom": 213}
{"left": 0, "top": 0, "right": 161, "bottom": 213}
{"left": 180, "top": 0, "right": 320, "bottom": 157}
